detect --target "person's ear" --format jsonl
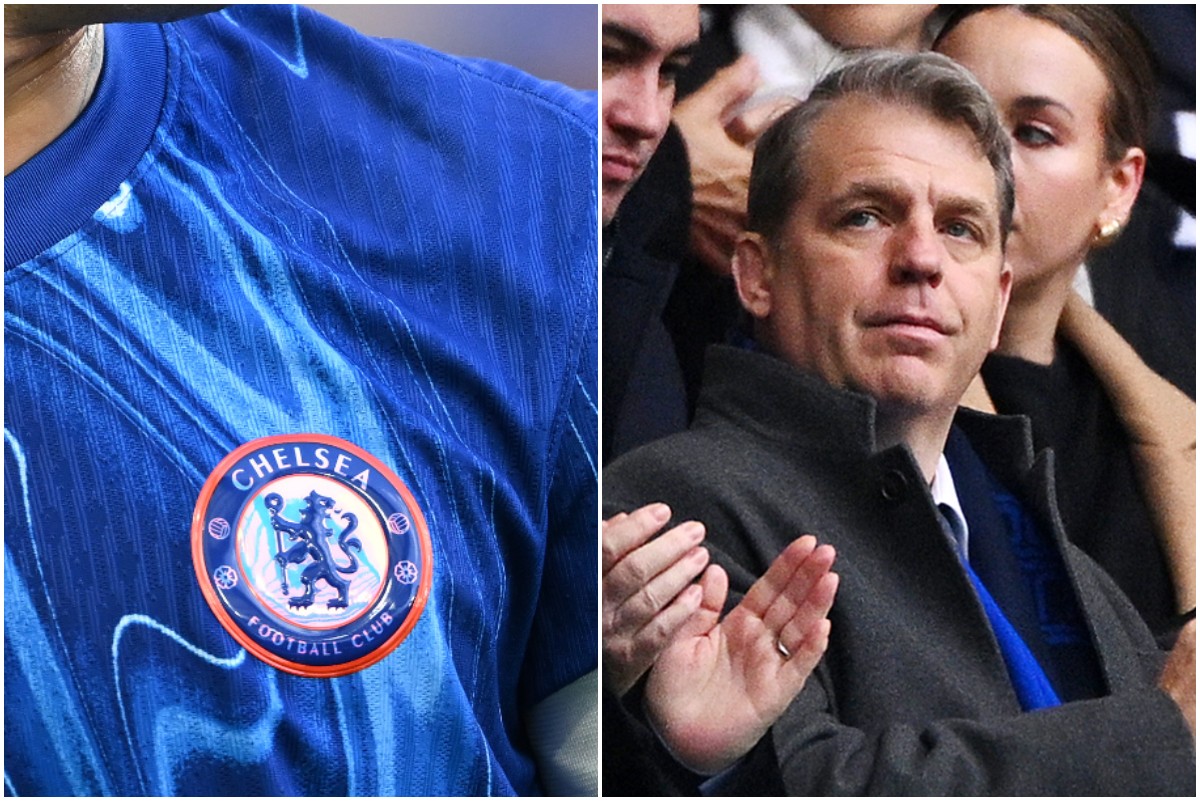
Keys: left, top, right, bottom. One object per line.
{"left": 1094, "top": 146, "right": 1145, "bottom": 245}
{"left": 990, "top": 260, "right": 1014, "bottom": 351}
{"left": 732, "top": 232, "right": 776, "bottom": 319}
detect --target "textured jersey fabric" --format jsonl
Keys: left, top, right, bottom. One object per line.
{"left": 4, "top": 6, "right": 597, "bottom": 796}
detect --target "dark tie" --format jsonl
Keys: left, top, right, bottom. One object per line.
{"left": 936, "top": 503, "right": 967, "bottom": 563}
{"left": 936, "top": 502, "right": 1061, "bottom": 710}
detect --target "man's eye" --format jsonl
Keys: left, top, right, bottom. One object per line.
{"left": 943, "top": 220, "right": 980, "bottom": 241}
{"left": 659, "top": 58, "right": 689, "bottom": 87}
{"left": 1013, "top": 123, "right": 1055, "bottom": 147}
{"left": 842, "top": 210, "right": 881, "bottom": 229}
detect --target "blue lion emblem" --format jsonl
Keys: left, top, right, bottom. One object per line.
{"left": 265, "top": 490, "right": 362, "bottom": 609}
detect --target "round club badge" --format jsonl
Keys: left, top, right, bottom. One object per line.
{"left": 192, "top": 434, "right": 433, "bottom": 677}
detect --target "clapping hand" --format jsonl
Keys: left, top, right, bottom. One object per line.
{"left": 603, "top": 504, "right": 713, "bottom": 697}
{"left": 643, "top": 535, "right": 838, "bottom": 775}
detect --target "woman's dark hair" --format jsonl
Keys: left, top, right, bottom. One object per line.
{"left": 935, "top": 5, "right": 1157, "bottom": 164}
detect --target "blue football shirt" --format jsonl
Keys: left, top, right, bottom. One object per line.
{"left": 4, "top": 6, "right": 597, "bottom": 796}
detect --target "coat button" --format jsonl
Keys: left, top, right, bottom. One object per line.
{"left": 880, "top": 469, "right": 910, "bottom": 502}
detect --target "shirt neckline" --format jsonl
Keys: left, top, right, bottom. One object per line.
{"left": 4, "top": 22, "right": 168, "bottom": 270}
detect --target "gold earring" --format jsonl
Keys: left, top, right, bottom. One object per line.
{"left": 1096, "top": 218, "right": 1121, "bottom": 244}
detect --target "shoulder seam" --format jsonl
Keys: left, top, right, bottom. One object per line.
{"left": 385, "top": 40, "right": 597, "bottom": 138}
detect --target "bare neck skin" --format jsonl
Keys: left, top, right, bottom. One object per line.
{"left": 992, "top": 262, "right": 1078, "bottom": 366}
{"left": 876, "top": 407, "right": 955, "bottom": 486}
{"left": 5, "top": 22, "right": 103, "bottom": 175}
{"left": 753, "top": 325, "right": 955, "bottom": 485}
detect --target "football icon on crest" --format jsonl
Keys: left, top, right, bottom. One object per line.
{"left": 387, "top": 512, "right": 410, "bottom": 536}
{"left": 208, "top": 518, "right": 231, "bottom": 539}
{"left": 192, "top": 434, "right": 433, "bottom": 677}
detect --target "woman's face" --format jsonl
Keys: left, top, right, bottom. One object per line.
{"left": 937, "top": 8, "right": 1141, "bottom": 292}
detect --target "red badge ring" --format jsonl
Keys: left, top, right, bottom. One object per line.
{"left": 192, "top": 434, "right": 433, "bottom": 677}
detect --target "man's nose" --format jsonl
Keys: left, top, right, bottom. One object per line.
{"left": 887, "top": 220, "right": 943, "bottom": 288}
{"left": 606, "top": 68, "right": 671, "bottom": 142}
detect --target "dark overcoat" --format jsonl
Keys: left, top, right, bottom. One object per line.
{"left": 604, "top": 346, "right": 1195, "bottom": 795}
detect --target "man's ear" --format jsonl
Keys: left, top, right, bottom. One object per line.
{"left": 732, "top": 233, "right": 775, "bottom": 319}
{"left": 989, "top": 259, "right": 1014, "bottom": 351}
{"left": 1097, "top": 145, "right": 1145, "bottom": 238}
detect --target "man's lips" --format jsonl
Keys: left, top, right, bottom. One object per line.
{"left": 863, "top": 312, "right": 955, "bottom": 337}
{"left": 602, "top": 151, "right": 643, "bottom": 183}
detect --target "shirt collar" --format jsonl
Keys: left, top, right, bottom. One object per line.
{"left": 4, "top": 21, "right": 168, "bottom": 269}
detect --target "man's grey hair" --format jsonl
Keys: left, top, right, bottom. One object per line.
{"left": 747, "top": 51, "right": 1015, "bottom": 246}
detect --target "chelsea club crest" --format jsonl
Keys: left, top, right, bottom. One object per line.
{"left": 192, "top": 434, "right": 432, "bottom": 677}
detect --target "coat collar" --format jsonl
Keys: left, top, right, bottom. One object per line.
{"left": 695, "top": 345, "right": 879, "bottom": 456}
{"left": 697, "top": 345, "right": 1038, "bottom": 476}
